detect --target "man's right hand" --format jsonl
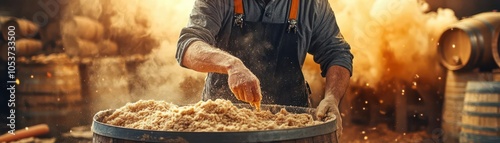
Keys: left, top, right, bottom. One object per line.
{"left": 181, "top": 41, "right": 262, "bottom": 107}
{"left": 227, "top": 62, "right": 262, "bottom": 105}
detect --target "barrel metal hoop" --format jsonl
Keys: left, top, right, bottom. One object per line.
{"left": 474, "top": 17, "right": 497, "bottom": 35}
{"left": 466, "top": 82, "right": 500, "bottom": 93}
{"left": 460, "top": 132, "right": 500, "bottom": 142}
{"left": 460, "top": 124, "right": 500, "bottom": 132}
{"left": 463, "top": 111, "right": 500, "bottom": 117}
{"left": 465, "top": 102, "right": 500, "bottom": 107}
{"left": 462, "top": 24, "right": 485, "bottom": 69}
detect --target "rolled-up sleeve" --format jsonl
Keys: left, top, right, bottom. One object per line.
{"left": 308, "top": 0, "right": 353, "bottom": 77}
{"left": 176, "top": 0, "right": 226, "bottom": 67}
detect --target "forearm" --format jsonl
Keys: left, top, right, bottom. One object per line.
{"left": 324, "top": 66, "right": 350, "bottom": 104}
{"left": 182, "top": 40, "right": 262, "bottom": 106}
{"left": 182, "top": 41, "right": 243, "bottom": 74}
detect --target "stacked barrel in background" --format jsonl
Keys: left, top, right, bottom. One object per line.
{"left": 1, "top": 18, "right": 44, "bottom": 60}
{"left": 0, "top": 17, "right": 85, "bottom": 136}
{"left": 0, "top": 0, "right": 167, "bottom": 136}
{"left": 61, "top": 16, "right": 117, "bottom": 58}
{"left": 438, "top": 12, "right": 500, "bottom": 143}
{"left": 60, "top": 16, "right": 121, "bottom": 114}
{"left": 59, "top": 15, "right": 154, "bottom": 115}
{"left": 0, "top": 13, "right": 157, "bottom": 137}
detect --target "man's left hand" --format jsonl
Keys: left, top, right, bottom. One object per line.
{"left": 316, "top": 95, "right": 342, "bottom": 139}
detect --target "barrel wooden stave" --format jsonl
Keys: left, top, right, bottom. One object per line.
{"left": 17, "top": 63, "right": 87, "bottom": 136}
{"left": 495, "top": 70, "right": 500, "bottom": 81}
{"left": 18, "top": 63, "right": 81, "bottom": 94}
{"left": 442, "top": 71, "right": 495, "bottom": 143}
{"left": 17, "top": 93, "right": 82, "bottom": 110}
{"left": 460, "top": 81, "right": 500, "bottom": 142}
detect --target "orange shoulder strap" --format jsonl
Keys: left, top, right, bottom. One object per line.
{"left": 234, "top": 0, "right": 299, "bottom": 20}
{"left": 289, "top": 0, "right": 300, "bottom": 21}
{"left": 234, "top": 0, "right": 244, "bottom": 15}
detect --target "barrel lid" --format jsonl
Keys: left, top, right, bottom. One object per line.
{"left": 438, "top": 27, "right": 475, "bottom": 71}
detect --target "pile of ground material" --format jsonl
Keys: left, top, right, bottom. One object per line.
{"left": 102, "top": 99, "right": 323, "bottom": 131}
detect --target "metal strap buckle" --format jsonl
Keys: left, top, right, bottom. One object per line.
{"left": 234, "top": 14, "right": 244, "bottom": 28}
{"left": 288, "top": 19, "right": 297, "bottom": 33}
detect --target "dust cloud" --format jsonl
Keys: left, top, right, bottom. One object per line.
{"left": 329, "top": 0, "right": 457, "bottom": 86}
{"left": 61, "top": 0, "right": 203, "bottom": 112}
{"left": 304, "top": 0, "right": 457, "bottom": 106}
{"left": 61, "top": 0, "right": 457, "bottom": 111}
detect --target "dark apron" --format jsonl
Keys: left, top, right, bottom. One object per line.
{"left": 202, "top": 5, "right": 308, "bottom": 107}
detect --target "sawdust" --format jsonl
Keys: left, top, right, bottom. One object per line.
{"left": 102, "top": 99, "right": 322, "bottom": 131}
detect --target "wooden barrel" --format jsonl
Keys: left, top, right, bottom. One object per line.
{"left": 16, "top": 39, "right": 43, "bottom": 56}
{"left": 0, "top": 39, "right": 43, "bottom": 61}
{"left": 474, "top": 12, "right": 500, "bottom": 68}
{"left": 0, "top": 16, "right": 11, "bottom": 24}
{"left": 460, "top": 82, "right": 500, "bottom": 142}
{"left": 17, "top": 63, "right": 89, "bottom": 136}
{"left": 0, "top": 16, "right": 12, "bottom": 40}
{"left": 63, "top": 37, "right": 99, "bottom": 57}
{"left": 442, "top": 71, "right": 494, "bottom": 143}
{"left": 438, "top": 12, "right": 500, "bottom": 71}
{"left": 61, "top": 16, "right": 104, "bottom": 41}
{"left": 40, "top": 21, "right": 61, "bottom": 44}
{"left": 111, "top": 27, "right": 158, "bottom": 56}
{"left": 65, "top": 39, "right": 118, "bottom": 57}
{"left": 92, "top": 104, "right": 338, "bottom": 143}
{"left": 97, "top": 40, "right": 118, "bottom": 57}
{"left": 1, "top": 18, "right": 39, "bottom": 41}
{"left": 444, "top": 0, "right": 500, "bottom": 18}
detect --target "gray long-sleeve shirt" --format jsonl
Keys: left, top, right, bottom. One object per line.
{"left": 176, "top": 0, "right": 353, "bottom": 77}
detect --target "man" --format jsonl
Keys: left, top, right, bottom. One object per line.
{"left": 176, "top": 0, "right": 352, "bottom": 138}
